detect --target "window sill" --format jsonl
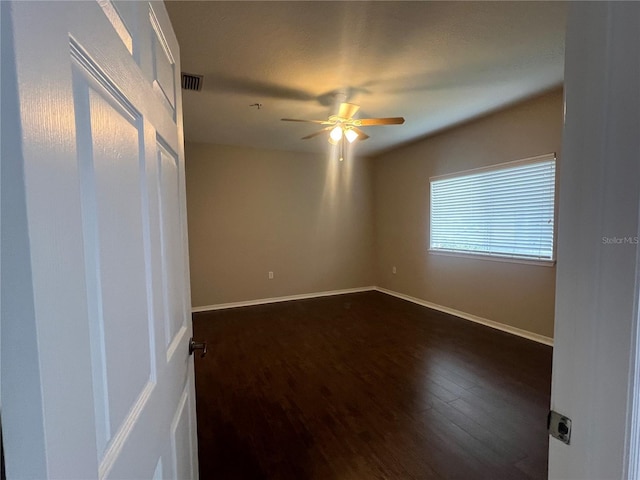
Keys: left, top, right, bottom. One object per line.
{"left": 428, "top": 249, "right": 556, "bottom": 267}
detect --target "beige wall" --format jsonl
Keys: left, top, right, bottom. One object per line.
{"left": 373, "top": 88, "right": 563, "bottom": 338}
{"left": 185, "top": 143, "right": 375, "bottom": 307}
{"left": 185, "top": 90, "right": 562, "bottom": 338}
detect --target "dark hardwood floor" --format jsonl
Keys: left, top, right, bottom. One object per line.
{"left": 192, "top": 291, "right": 552, "bottom": 480}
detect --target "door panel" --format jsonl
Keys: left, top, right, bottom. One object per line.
{"left": 150, "top": 5, "right": 177, "bottom": 116}
{"left": 99, "top": 1, "right": 135, "bottom": 56}
{"left": 73, "top": 52, "right": 154, "bottom": 457}
{"left": 171, "top": 386, "right": 195, "bottom": 480}
{"left": 1, "top": 1, "right": 197, "bottom": 478}
{"left": 157, "top": 141, "right": 187, "bottom": 352}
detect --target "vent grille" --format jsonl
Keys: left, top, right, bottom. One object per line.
{"left": 181, "top": 73, "right": 203, "bottom": 91}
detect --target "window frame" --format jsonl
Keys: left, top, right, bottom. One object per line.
{"left": 428, "top": 153, "right": 557, "bottom": 266}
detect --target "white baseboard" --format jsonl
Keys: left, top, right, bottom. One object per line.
{"left": 191, "top": 286, "right": 376, "bottom": 313}
{"left": 191, "top": 285, "right": 553, "bottom": 347}
{"left": 374, "top": 286, "right": 554, "bottom": 346}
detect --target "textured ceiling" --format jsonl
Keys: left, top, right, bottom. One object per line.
{"left": 165, "top": 1, "right": 567, "bottom": 156}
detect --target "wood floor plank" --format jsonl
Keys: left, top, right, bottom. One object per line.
{"left": 426, "top": 396, "right": 527, "bottom": 463}
{"left": 192, "top": 291, "right": 552, "bottom": 479}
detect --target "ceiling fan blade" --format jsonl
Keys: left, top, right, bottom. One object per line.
{"left": 351, "top": 127, "right": 370, "bottom": 141}
{"left": 301, "top": 127, "right": 333, "bottom": 140}
{"left": 338, "top": 102, "right": 360, "bottom": 119}
{"left": 281, "top": 118, "right": 331, "bottom": 124}
{"left": 358, "top": 117, "right": 405, "bottom": 126}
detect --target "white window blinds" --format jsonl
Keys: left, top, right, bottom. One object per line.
{"left": 430, "top": 154, "right": 556, "bottom": 261}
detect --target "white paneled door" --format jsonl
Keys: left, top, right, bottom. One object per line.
{"left": 1, "top": 1, "right": 197, "bottom": 478}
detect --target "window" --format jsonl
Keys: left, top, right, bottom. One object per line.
{"left": 429, "top": 153, "right": 556, "bottom": 263}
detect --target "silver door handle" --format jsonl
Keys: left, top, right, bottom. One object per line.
{"left": 189, "top": 337, "right": 207, "bottom": 358}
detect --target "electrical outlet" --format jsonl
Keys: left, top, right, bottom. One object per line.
{"left": 268, "top": 271, "right": 274, "bottom": 280}
{"left": 392, "top": 266, "right": 397, "bottom": 274}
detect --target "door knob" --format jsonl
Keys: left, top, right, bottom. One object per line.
{"left": 189, "top": 337, "right": 207, "bottom": 358}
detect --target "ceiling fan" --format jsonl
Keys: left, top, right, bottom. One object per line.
{"left": 281, "top": 102, "right": 405, "bottom": 145}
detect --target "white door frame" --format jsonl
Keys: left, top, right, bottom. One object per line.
{"left": 549, "top": 2, "right": 640, "bottom": 479}
{"left": 626, "top": 274, "right": 640, "bottom": 478}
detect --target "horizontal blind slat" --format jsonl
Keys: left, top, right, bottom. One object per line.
{"left": 430, "top": 157, "right": 556, "bottom": 260}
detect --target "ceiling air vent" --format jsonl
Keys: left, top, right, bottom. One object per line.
{"left": 181, "top": 73, "right": 203, "bottom": 92}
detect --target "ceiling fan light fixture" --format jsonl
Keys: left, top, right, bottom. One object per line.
{"left": 344, "top": 128, "right": 358, "bottom": 143}
{"left": 282, "top": 102, "right": 405, "bottom": 145}
{"left": 330, "top": 125, "right": 343, "bottom": 142}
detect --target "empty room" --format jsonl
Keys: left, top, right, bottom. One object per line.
{"left": 167, "top": 1, "right": 640, "bottom": 478}
{"left": 174, "top": 2, "right": 563, "bottom": 478}
{"left": 2, "top": 2, "right": 639, "bottom": 480}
